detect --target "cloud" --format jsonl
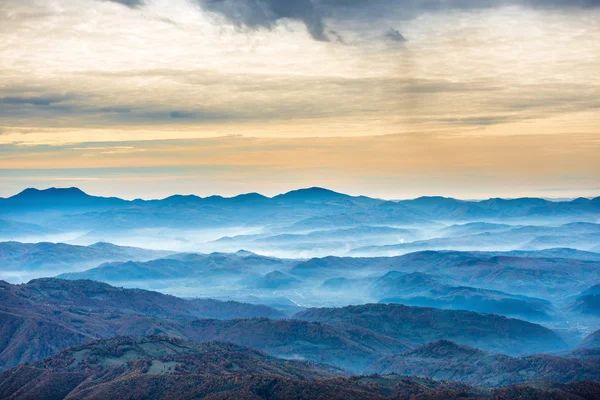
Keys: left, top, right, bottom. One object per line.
{"left": 104, "top": 0, "right": 145, "bottom": 8}
{"left": 98, "top": 107, "right": 132, "bottom": 114}
{"left": 198, "top": 0, "right": 328, "bottom": 41}
{"left": 384, "top": 28, "right": 406, "bottom": 42}
{"left": 0, "top": 95, "right": 70, "bottom": 107}
{"left": 191, "top": 0, "right": 600, "bottom": 42}
{"left": 169, "top": 111, "right": 198, "bottom": 119}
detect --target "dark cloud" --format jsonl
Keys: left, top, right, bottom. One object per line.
{"left": 169, "top": 111, "right": 198, "bottom": 119}
{"left": 95, "top": 0, "right": 600, "bottom": 43}
{"left": 198, "top": 0, "right": 327, "bottom": 41}
{"left": 98, "top": 107, "right": 132, "bottom": 113}
{"left": 193, "top": 0, "right": 599, "bottom": 42}
{"left": 0, "top": 95, "right": 70, "bottom": 106}
{"left": 384, "top": 28, "right": 406, "bottom": 42}
{"left": 104, "top": 0, "right": 145, "bottom": 7}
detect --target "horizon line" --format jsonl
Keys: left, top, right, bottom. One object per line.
{"left": 1, "top": 186, "right": 597, "bottom": 203}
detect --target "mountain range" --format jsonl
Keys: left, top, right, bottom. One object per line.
{"left": 1, "top": 187, "right": 599, "bottom": 231}
{"left": 0, "top": 279, "right": 572, "bottom": 373}
{"left": 364, "top": 340, "right": 600, "bottom": 387}
{"left": 0, "top": 242, "right": 172, "bottom": 272}
{"left": 54, "top": 248, "right": 600, "bottom": 328}
{"left": 2, "top": 336, "right": 599, "bottom": 400}
{"left": 1, "top": 186, "right": 599, "bottom": 397}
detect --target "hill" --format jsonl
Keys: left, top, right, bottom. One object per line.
{"left": 1, "top": 336, "right": 599, "bottom": 400}
{"left": 568, "top": 284, "right": 600, "bottom": 316}
{"left": 365, "top": 340, "right": 600, "bottom": 387}
{"left": 0, "top": 279, "right": 411, "bottom": 372}
{"left": 579, "top": 330, "right": 600, "bottom": 349}
{"left": 2, "top": 187, "right": 599, "bottom": 236}
{"left": 0, "top": 279, "right": 285, "bottom": 370}
{"left": 0, "top": 241, "right": 173, "bottom": 272}
{"left": 187, "top": 318, "right": 411, "bottom": 371}
{"left": 58, "top": 251, "right": 293, "bottom": 282}
{"left": 294, "top": 303, "right": 567, "bottom": 355}
{"left": 0, "top": 219, "right": 57, "bottom": 240}
{"left": 0, "top": 187, "right": 129, "bottom": 215}
{"left": 372, "top": 272, "right": 554, "bottom": 320}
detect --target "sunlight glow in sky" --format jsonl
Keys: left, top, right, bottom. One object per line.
{"left": 1, "top": 0, "right": 599, "bottom": 199}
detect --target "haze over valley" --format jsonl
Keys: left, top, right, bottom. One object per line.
{"left": 0, "top": 186, "right": 598, "bottom": 398}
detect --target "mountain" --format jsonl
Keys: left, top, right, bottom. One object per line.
{"left": 251, "top": 270, "right": 303, "bottom": 289}
{"left": 0, "top": 241, "right": 173, "bottom": 272}
{"left": 369, "top": 272, "right": 443, "bottom": 297}
{"left": 0, "top": 279, "right": 285, "bottom": 370}
{"left": 0, "top": 187, "right": 129, "bottom": 217}
{"left": 58, "top": 252, "right": 294, "bottom": 283}
{"left": 43, "top": 187, "right": 385, "bottom": 232}
{"left": 396, "top": 196, "right": 600, "bottom": 220}
{"left": 272, "top": 187, "right": 351, "bottom": 203}
{"left": 2, "top": 187, "right": 599, "bottom": 237}
{"left": 396, "top": 196, "right": 490, "bottom": 220}
{"left": 210, "top": 225, "right": 421, "bottom": 256}
{"left": 352, "top": 222, "right": 600, "bottom": 256}
{"left": 522, "top": 232, "right": 600, "bottom": 251}
{"left": 371, "top": 272, "right": 554, "bottom": 321}
{"left": 186, "top": 318, "right": 411, "bottom": 371}
{"left": 0, "top": 279, "right": 411, "bottom": 372}
{"left": 320, "top": 277, "right": 373, "bottom": 291}
{"left": 2, "top": 278, "right": 570, "bottom": 374}
{"left": 18, "top": 278, "right": 284, "bottom": 321}
{"left": 294, "top": 303, "right": 567, "bottom": 355}
{"left": 380, "top": 288, "right": 554, "bottom": 321}
{"left": 56, "top": 249, "right": 600, "bottom": 311}
{"left": 579, "top": 330, "right": 600, "bottom": 349}
{"left": 438, "top": 222, "right": 515, "bottom": 237}
{"left": 0, "top": 336, "right": 349, "bottom": 400}
{"left": 285, "top": 250, "right": 600, "bottom": 301}
{"left": 0, "top": 219, "right": 57, "bottom": 240}
{"left": 493, "top": 248, "right": 600, "bottom": 261}
{"left": 186, "top": 298, "right": 286, "bottom": 319}
{"left": 2, "top": 337, "right": 599, "bottom": 400}
{"left": 268, "top": 225, "right": 418, "bottom": 241}
{"left": 365, "top": 340, "right": 600, "bottom": 387}
{"left": 567, "top": 284, "right": 600, "bottom": 316}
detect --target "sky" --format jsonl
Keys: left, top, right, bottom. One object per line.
{"left": 1, "top": 0, "right": 599, "bottom": 199}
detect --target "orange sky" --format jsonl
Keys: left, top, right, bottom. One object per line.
{"left": 0, "top": 0, "right": 599, "bottom": 199}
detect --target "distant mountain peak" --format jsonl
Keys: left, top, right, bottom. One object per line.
{"left": 274, "top": 187, "right": 348, "bottom": 201}
{"left": 13, "top": 187, "right": 88, "bottom": 198}
{"left": 235, "top": 249, "right": 256, "bottom": 257}
{"left": 234, "top": 192, "right": 268, "bottom": 200}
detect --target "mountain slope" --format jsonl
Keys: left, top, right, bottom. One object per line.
{"left": 58, "top": 251, "right": 293, "bottom": 282}
{"left": 568, "top": 284, "right": 600, "bottom": 316}
{"left": 0, "top": 187, "right": 129, "bottom": 216}
{"left": 0, "top": 219, "right": 57, "bottom": 240}
{"left": 294, "top": 303, "right": 567, "bottom": 355}
{"left": 579, "top": 330, "right": 600, "bottom": 349}
{"left": 0, "top": 279, "right": 405, "bottom": 372}
{"left": 186, "top": 318, "right": 411, "bottom": 371}
{"left": 365, "top": 340, "right": 600, "bottom": 387}
{"left": 372, "top": 272, "right": 554, "bottom": 321}
{"left": 0, "top": 336, "right": 351, "bottom": 400}
{"left": 0, "top": 279, "right": 284, "bottom": 370}
{"left": 0, "top": 241, "right": 173, "bottom": 272}
{"left": 2, "top": 336, "right": 599, "bottom": 400}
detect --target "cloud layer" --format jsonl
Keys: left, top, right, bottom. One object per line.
{"left": 194, "top": 0, "right": 600, "bottom": 41}
{"left": 0, "top": 0, "right": 599, "bottom": 197}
